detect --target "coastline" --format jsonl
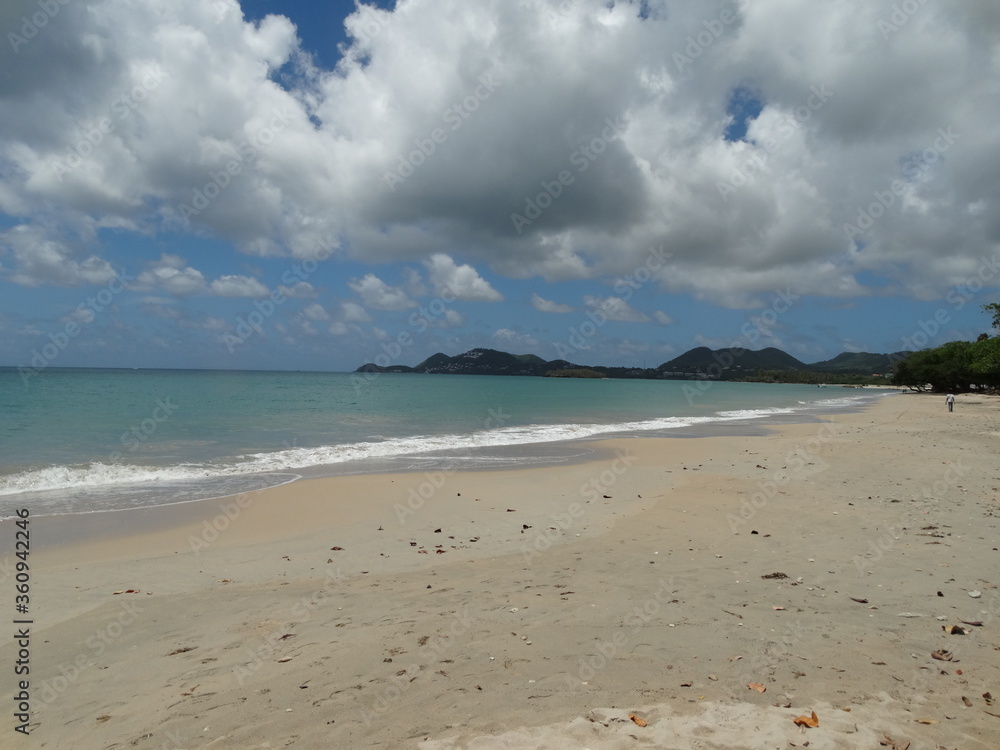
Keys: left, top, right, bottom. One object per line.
{"left": 0, "top": 380, "right": 898, "bottom": 519}
{"left": 3, "top": 391, "right": 998, "bottom": 748}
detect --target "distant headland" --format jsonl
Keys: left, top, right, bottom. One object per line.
{"left": 356, "top": 346, "right": 905, "bottom": 385}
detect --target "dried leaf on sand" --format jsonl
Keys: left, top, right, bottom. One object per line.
{"left": 792, "top": 710, "right": 819, "bottom": 728}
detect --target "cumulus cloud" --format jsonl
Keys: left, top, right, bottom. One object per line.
{"left": 653, "top": 310, "right": 674, "bottom": 326}
{"left": 583, "top": 295, "right": 649, "bottom": 323}
{"left": 1, "top": 225, "right": 118, "bottom": 287}
{"left": 493, "top": 328, "right": 539, "bottom": 349}
{"left": 278, "top": 281, "right": 318, "bottom": 299}
{"left": 209, "top": 274, "right": 270, "bottom": 298}
{"left": 135, "top": 254, "right": 207, "bottom": 295}
{"left": 302, "top": 303, "right": 329, "bottom": 321}
{"left": 340, "top": 301, "right": 372, "bottom": 323}
{"left": 531, "top": 293, "right": 574, "bottom": 313}
{"left": 348, "top": 273, "right": 416, "bottom": 310}
{"left": 1, "top": 0, "right": 998, "bottom": 305}
{"left": 424, "top": 254, "right": 503, "bottom": 302}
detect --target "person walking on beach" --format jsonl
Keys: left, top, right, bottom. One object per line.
{"left": 946, "top": 393, "right": 955, "bottom": 412}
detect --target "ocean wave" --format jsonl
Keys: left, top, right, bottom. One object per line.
{"left": 0, "top": 395, "right": 880, "bottom": 498}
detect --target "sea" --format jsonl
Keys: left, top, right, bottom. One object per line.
{"left": 0, "top": 367, "right": 896, "bottom": 519}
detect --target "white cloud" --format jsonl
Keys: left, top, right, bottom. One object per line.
{"left": 209, "top": 274, "right": 270, "bottom": 298}
{"left": 493, "top": 328, "right": 539, "bottom": 349}
{"left": 531, "top": 293, "right": 574, "bottom": 313}
{"left": 340, "top": 301, "right": 372, "bottom": 323}
{"left": 278, "top": 281, "right": 318, "bottom": 299}
{"left": 0, "top": 0, "right": 998, "bottom": 304}
{"left": 302, "top": 303, "right": 329, "bottom": 321}
{"left": 583, "top": 295, "right": 649, "bottom": 323}
{"left": 347, "top": 273, "right": 416, "bottom": 310}
{"left": 1, "top": 225, "right": 117, "bottom": 287}
{"left": 653, "top": 310, "right": 673, "bottom": 326}
{"left": 424, "top": 254, "right": 503, "bottom": 302}
{"left": 136, "top": 254, "right": 207, "bottom": 296}
{"left": 202, "top": 316, "right": 230, "bottom": 332}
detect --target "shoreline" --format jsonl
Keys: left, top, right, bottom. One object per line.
{"left": 3, "top": 391, "right": 998, "bottom": 748}
{"left": 0, "top": 386, "right": 897, "bottom": 523}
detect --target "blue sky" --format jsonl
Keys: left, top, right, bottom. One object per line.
{"left": 1, "top": 0, "right": 998, "bottom": 372}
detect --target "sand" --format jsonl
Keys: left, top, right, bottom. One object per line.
{"left": 2, "top": 391, "right": 999, "bottom": 749}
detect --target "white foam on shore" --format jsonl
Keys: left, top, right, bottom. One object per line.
{"left": 0, "top": 394, "right": 882, "bottom": 500}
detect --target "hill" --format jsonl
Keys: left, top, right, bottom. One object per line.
{"left": 658, "top": 347, "right": 807, "bottom": 375}
{"left": 808, "top": 351, "right": 904, "bottom": 374}
{"left": 357, "top": 346, "right": 903, "bottom": 384}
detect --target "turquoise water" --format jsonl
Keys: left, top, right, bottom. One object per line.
{"left": 0, "top": 367, "right": 891, "bottom": 516}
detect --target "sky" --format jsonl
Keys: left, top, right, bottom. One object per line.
{"left": 1, "top": 0, "right": 999, "bottom": 373}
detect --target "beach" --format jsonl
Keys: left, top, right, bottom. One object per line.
{"left": 3, "top": 391, "right": 999, "bottom": 749}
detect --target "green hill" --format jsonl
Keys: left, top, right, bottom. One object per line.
{"left": 658, "top": 346, "right": 807, "bottom": 374}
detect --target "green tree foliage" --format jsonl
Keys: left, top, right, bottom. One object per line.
{"left": 969, "top": 336, "right": 1000, "bottom": 389}
{"left": 984, "top": 302, "right": 1000, "bottom": 331}
{"left": 891, "top": 303, "right": 1000, "bottom": 391}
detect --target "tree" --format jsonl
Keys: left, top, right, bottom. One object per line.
{"left": 984, "top": 302, "right": 1000, "bottom": 331}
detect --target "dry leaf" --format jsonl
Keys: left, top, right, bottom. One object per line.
{"left": 962, "top": 696, "right": 973, "bottom": 707}
{"left": 628, "top": 714, "right": 647, "bottom": 727}
{"left": 849, "top": 597, "right": 869, "bottom": 603}
{"left": 915, "top": 718, "right": 939, "bottom": 724}
{"left": 930, "top": 650, "right": 953, "bottom": 661}
{"left": 984, "top": 692, "right": 995, "bottom": 706}
{"left": 943, "top": 624, "right": 966, "bottom": 635}
{"left": 112, "top": 589, "right": 139, "bottom": 595}
{"left": 747, "top": 682, "right": 766, "bottom": 693}
{"left": 277, "top": 657, "right": 293, "bottom": 663}
{"left": 792, "top": 711, "right": 819, "bottom": 728}
{"left": 96, "top": 715, "right": 111, "bottom": 723}
{"left": 167, "top": 647, "right": 196, "bottom": 656}
{"left": 218, "top": 579, "right": 231, "bottom": 583}
{"left": 772, "top": 606, "right": 785, "bottom": 611}
{"left": 960, "top": 619, "right": 983, "bottom": 627}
